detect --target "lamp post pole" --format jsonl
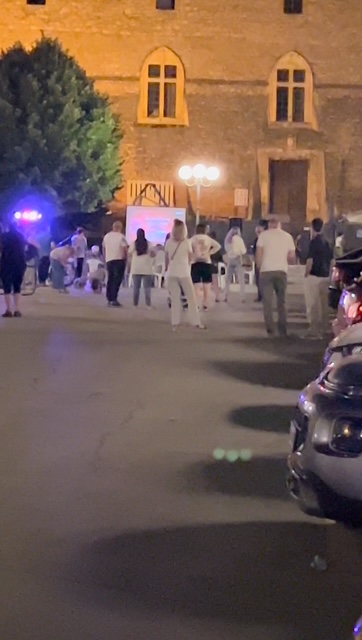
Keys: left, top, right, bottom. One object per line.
{"left": 195, "top": 180, "right": 202, "bottom": 226}
{"left": 178, "top": 164, "right": 220, "bottom": 229}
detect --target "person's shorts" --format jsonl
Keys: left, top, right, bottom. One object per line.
{"left": 191, "top": 262, "right": 212, "bottom": 284}
{"left": 1, "top": 267, "right": 25, "bottom": 295}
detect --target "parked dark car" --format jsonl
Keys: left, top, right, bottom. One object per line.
{"left": 323, "top": 324, "right": 362, "bottom": 370}
{"left": 287, "top": 356, "right": 362, "bottom": 525}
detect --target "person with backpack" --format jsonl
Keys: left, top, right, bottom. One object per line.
{"left": 224, "top": 226, "right": 249, "bottom": 303}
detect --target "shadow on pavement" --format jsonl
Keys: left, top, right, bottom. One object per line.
{"left": 70, "top": 521, "right": 361, "bottom": 640}
{"left": 228, "top": 404, "right": 295, "bottom": 433}
{"left": 182, "top": 456, "right": 289, "bottom": 499}
{"left": 211, "top": 359, "right": 319, "bottom": 390}
{"left": 229, "top": 335, "right": 325, "bottom": 365}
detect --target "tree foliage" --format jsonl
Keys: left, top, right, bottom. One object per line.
{"left": 0, "top": 37, "right": 122, "bottom": 213}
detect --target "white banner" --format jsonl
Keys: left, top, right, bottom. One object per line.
{"left": 234, "top": 188, "right": 249, "bottom": 207}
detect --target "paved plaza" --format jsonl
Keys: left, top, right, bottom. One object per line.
{"left": 0, "top": 285, "right": 361, "bottom": 640}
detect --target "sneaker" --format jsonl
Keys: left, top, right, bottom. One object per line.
{"left": 195, "top": 324, "right": 207, "bottom": 330}
{"left": 202, "top": 305, "right": 209, "bottom": 311}
{"left": 13, "top": 311, "right": 22, "bottom": 318}
{"left": 110, "top": 301, "right": 122, "bottom": 307}
{"left": 2, "top": 310, "right": 12, "bottom": 318}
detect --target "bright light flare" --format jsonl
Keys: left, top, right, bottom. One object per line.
{"left": 205, "top": 166, "right": 220, "bottom": 181}
{"left": 192, "top": 164, "right": 207, "bottom": 179}
{"left": 178, "top": 165, "right": 193, "bottom": 181}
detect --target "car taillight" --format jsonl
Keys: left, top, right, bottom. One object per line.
{"left": 350, "top": 303, "right": 362, "bottom": 325}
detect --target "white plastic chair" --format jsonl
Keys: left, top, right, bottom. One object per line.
{"left": 218, "top": 262, "right": 226, "bottom": 290}
{"left": 244, "top": 261, "right": 255, "bottom": 286}
{"left": 153, "top": 264, "right": 165, "bottom": 288}
{"left": 153, "top": 251, "right": 166, "bottom": 288}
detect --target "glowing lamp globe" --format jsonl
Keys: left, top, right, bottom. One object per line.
{"left": 192, "top": 164, "right": 207, "bottom": 179}
{"left": 179, "top": 165, "right": 193, "bottom": 181}
{"left": 206, "top": 166, "right": 220, "bottom": 181}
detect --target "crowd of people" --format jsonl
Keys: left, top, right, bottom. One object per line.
{"left": 0, "top": 215, "right": 336, "bottom": 337}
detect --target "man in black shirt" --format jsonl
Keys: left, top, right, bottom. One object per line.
{"left": 304, "top": 218, "right": 333, "bottom": 338}
{"left": 0, "top": 224, "right": 26, "bottom": 317}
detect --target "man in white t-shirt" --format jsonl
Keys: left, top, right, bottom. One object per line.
{"left": 102, "top": 221, "right": 128, "bottom": 307}
{"left": 256, "top": 216, "right": 296, "bottom": 336}
{"left": 191, "top": 223, "right": 221, "bottom": 310}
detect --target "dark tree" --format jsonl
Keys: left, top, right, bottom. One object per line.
{"left": 0, "top": 38, "right": 122, "bottom": 213}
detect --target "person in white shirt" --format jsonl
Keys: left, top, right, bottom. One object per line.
{"left": 224, "top": 226, "right": 248, "bottom": 302}
{"left": 191, "top": 223, "right": 221, "bottom": 310}
{"left": 71, "top": 227, "right": 88, "bottom": 279}
{"left": 128, "top": 228, "right": 155, "bottom": 308}
{"left": 87, "top": 245, "right": 106, "bottom": 293}
{"left": 165, "top": 219, "right": 205, "bottom": 331}
{"left": 256, "top": 216, "right": 296, "bottom": 337}
{"left": 102, "top": 221, "right": 128, "bottom": 307}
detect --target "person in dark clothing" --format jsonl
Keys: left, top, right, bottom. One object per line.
{"left": 102, "top": 221, "right": 128, "bottom": 307}
{"left": 303, "top": 217, "right": 333, "bottom": 338}
{"left": 0, "top": 224, "right": 26, "bottom": 317}
{"left": 37, "top": 227, "right": 52, "bottom": 285}
{"left": 252, "top": 219, "right": 268, "bottom": 302}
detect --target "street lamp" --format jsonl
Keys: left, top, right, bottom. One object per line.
{"left": 178, "top": 164, "right": 220, "bottom": 225}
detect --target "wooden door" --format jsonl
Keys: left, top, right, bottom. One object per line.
{"left": 269, "top": 160, "right": 308, "bottom": 232}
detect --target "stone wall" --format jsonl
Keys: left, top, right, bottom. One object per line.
{"left": 2, "top": 0, "right": 362, "bottom": 221}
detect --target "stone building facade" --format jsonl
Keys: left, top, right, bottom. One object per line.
{"left": 3, "top": 0, "right": 362, "bottom": 230}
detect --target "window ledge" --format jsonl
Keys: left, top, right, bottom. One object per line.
{"left": 268, "top": 121, "right": 315, "bottom": 130}
{"left": 137, "top": 117, "right": 188, "bottom": 127}
{"left": 136, "top": 121, "right": 188, "bottom": 128}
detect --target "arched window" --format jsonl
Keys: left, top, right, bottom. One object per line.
{"left": 138, "top": 47, "right": 188, "bottom": 126}
{"left": 268, "top": 52, "right": 316, "bottom": 127}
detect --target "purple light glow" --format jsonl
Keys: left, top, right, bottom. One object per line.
{"left": 14, "top": 210, "right": 42, "bottom": 222}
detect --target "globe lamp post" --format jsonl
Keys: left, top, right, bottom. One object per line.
{"left": 178, "top": 164, "right": 220, "bottom": 226}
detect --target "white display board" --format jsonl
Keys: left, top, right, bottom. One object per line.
{"left": 126, "top": 206, "right": 186, "bottom": 244}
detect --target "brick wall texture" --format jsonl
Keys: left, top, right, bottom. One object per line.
{"left": 2, "top": 0, "right": 362, "bottom": 224}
